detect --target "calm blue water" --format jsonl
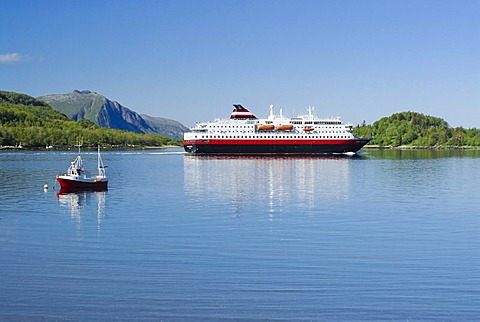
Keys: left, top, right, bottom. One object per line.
{"left": 1, "top": 148, "right": 480, "bottom": 320}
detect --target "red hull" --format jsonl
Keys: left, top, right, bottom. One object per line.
{"left": 184, "top": 138, "right": 371, "bottom": 154}
{"left": 56, "top": 177, "right": 108, "bottom": 191}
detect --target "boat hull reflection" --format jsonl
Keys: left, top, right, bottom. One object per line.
{"left": 57, "top": 185, "right": 107, "bottom": 194}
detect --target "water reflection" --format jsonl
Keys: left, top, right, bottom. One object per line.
{"left": 56, "top": 189, "right": 106, "bottom": 231}
{"left": 183, "top": 155, "right": 354, "bottom": 216}
{"left": 366, "top": 148, "right": 480, "bottom": 159}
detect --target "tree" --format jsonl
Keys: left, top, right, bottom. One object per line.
{"left": 352, "top": 111, "right": 480, "bottom": 147}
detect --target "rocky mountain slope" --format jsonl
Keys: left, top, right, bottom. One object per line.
{"left": 38, "top": 90, "right": 187, "bottom": 139}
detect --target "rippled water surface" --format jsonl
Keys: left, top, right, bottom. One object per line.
{"left": 1, "top": 148, "right": 480, "bottom": 320}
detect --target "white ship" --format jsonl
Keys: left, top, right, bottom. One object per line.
{"left": 183, "top": 104, "right": 371, "bottom": 154}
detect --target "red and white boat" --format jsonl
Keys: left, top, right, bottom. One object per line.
{"left": 184, "top": 104, "right": 371, "bottom": 154}
{"left": 56, "top": 145, "right": 108, "bottom": 191}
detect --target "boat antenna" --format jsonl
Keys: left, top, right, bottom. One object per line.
{"left": 75, "top": 137, "right": 83, "bottom": 154}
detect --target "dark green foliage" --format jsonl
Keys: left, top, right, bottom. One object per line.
{"left": 353, "top": 111, "right": 480, "bottom": 147}
{"left": 78, "top": 119, "right": 97, "bottom": 128}
{"left": 0, "top": 91, "right": 181, "bottom": 147}
{"left": 0, "top": 90, "right": 50, "bottom": 107}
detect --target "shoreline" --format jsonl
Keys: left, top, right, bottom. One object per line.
{"left": 363, "top": 145, "right": 480, "bottom": 150}
{"left": 0, "top": 145, "right": 182, "bottom": 151}
{"left": 3, "top": 144, "right": 480, "bottom": 151}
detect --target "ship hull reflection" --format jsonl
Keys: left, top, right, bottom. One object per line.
{"left": 184, "top": 154, "right": 358, "bottom": 217}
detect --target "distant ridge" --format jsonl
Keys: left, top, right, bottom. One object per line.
{"left": 38, "top": 90, "right": 187, "bottom": 139}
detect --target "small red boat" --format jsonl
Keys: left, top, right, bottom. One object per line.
{"left": 56, "top": 145, "right": 108, "bottom": 191}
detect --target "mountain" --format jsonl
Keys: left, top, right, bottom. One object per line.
{"left": 0, "top": 90, "right": 179, "bottom": 148}
{"left": 37, "top": 90, "right": 187, "bottom": 139}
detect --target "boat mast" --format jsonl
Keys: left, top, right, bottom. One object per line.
{"left": 97, "top": 145, "right": 106, "bottom": 177}
{"left": 75, "top": 137, "right": 83, "bottom": 155}
{"left": 72, "top": 138, "right": 84, "bottom": 170}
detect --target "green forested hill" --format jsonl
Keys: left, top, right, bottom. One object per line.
{"left": 0, "top": 91, "right": 180, "bottom": 148}
{"left": 353, "top": 111, "right": 480, "bottom": 147}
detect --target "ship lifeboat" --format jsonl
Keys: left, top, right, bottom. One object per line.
{"left": 276, "top": 124, "right": 294, "bottom": 131}
{"left": 303, "top": 127, "right": 314, "bottom": 132}
{"left": 257, "top": 124, "right": 275, "bottom": 131}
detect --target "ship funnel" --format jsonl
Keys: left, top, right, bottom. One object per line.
{"left": 231, "top": 104, "right": 257, "bottom": 119}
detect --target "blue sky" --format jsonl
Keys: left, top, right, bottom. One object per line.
{"left": 1, "top": 0, "right": 479, "bottom": 128}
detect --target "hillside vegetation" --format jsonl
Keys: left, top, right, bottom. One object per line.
{"left": 353, "top": 111, "right": 480, "bottom": 147}
{"left": 0, "top": 91, "right": 181, "bottom": 148}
